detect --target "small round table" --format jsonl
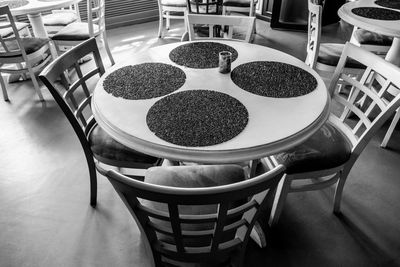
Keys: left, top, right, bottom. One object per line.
{"left": 338, "top": 0, "right": 400, "bottom": 66}
{"left": 9, "top": 0, "right": 82, "bottom": 37}
{"left": 92, "top": 41, "right": 330, "bottom": 164}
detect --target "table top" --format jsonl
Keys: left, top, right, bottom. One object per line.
{"left": 338, "top": 0, "right": 400, "bottom": 38}
{"left": 92, "top": 41, "right": 330, "bottom": 163}
{"left": 9, "top": 0, "right": 81, "bottom": 16}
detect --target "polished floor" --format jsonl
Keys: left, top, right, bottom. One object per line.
{"left": 1, "top": 19, "right": 400, "bottom": 267}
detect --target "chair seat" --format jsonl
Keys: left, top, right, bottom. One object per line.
{"left": 161, "top": 0, "right": 187, "bottom": 7}
{"left": 51, "top": 22, "right": 99, "bottom": 41}
{"left": 318, "top": 43, "right": 366, "bottom": 69}
{"left": 223, "top": 0, "right": 258, "bottom": 7}
{"left": 89, "top": 124, "right": 159, "bottom": 165}
{"left": 0, "top": 22, "right": 29, "bottom": 38}
{"left": 274, "top": 121, "right": 352, "bottom": 174}
{"left": 42, "top": 12, "right": 78, "bottom": 26}
{"left": 354, "top": 29, "right": 393, "bottom": 46}
{"left": 0, "top": 37, "right": 50, "bottom": 57}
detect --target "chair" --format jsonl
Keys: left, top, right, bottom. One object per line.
{"left": 39, "top": 38, "right": 161, "bottom": 207}
{"left": 157, "top": 0, "right": 187, "bottom": 38}
{"left": 42, "top": 4, "right": 81, "bottom": 36}
{"left": 0, "top": 21, "right": 31, "bottom": 38}
{"left": 266, "top": 43, "right": 400, "bottom": 225}
{"left": 186, "top": 13, "right": 255, "bottom": 42}
{"left": 105, "top": 163, "right": 285, "bottom": 266}
{"left": 222, "top": 0, "right": 257, "bottom": 33}
{"left": 51, "top": 0, "right": 115, "bottom": 66}
{"left": 0, "top": 5, "right": 53, "bottom": 101}
{"left": 187, "top": 0, "right": 223, "bottom": 14}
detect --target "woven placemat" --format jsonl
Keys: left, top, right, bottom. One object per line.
{"left": 231, "top": 61, "right": 317, "bottom": 98}
{"left": 375, "top": 0, "right": 400, "bottom": 10}
{"left": 103, "top": 63, "right": 186, "bottom": 100}
{"left": 146, "top": 90, "right": 248, "bottom": 147}
{"left": 169, "top": 42, "right": 238, "bottom": 69}
{"left": 352, "top": 7, "right": 400, "bottom": 20}
{"left": 0, "top": 0, "right": 29, "bottom": 8}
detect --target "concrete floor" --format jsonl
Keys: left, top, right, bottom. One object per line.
{"left": 1, "top": 19, "right": 400, "bottom": 267}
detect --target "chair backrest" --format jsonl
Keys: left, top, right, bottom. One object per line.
{"left": 105, "top": 165, "right": 285, "bottom": 266}
{"left": 305, "top": 0, "right": 322, "bottom": 69}
{"left": 86, "top": 0, "right": 105, "bottom": 37}
{"left": 328, "top": 43, "right": 400, "bottom": 167}
{"left": 56, "top": 3, "right": 81, "bottom": 21}
{"left": 0, "top": 6, "right": 28, "bottom": 59}
{"left": 187, "top": 0, "right": 223, "bottom": 14}
{"left": 187, "top": 13, "right": 255, "bottom": 42}
{"left": 39, "top": 38, "right": 105, "bottom": 150}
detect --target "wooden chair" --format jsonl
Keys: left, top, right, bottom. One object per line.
{"left": 222, "top": 0, "right": 257, "bottom": 33}
{"left": 42, "top": 4, "right": 81, "bottom": 36}
{"left": 39, "top": 38, "right": 161, "bottom": 207}
{"left": 105, "top": 164, "right": 285, "bottom": 266}
{"left": 266, "top": 43, "right": 400, "bottom": 225}
{"left": 0, "top": 5, "right": 53, "bottom": 101}
{"left": 186, "top": 13, "right": 255, "bottom": 42}
{"left": 157, "top": 0, "right": 187, "bottom": 38}
{"left": 51, "top": 0, "right": 115, "bottom": 66}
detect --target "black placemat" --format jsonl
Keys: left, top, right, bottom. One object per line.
{"left": 375, "top": 0, "right": 400, "bottom": 10}
{"left": 231, "top": 61, "right": 318, "bottom": 98}
{"left": 103, "top": 63, "right": 186, "bottom": 100}
{"left": 0, "top": 0, "right": 29, "bottom": 8}
{"left": 146, "top": 90, "right": 248, "bottom": 147}
{"left": 169, "top": 42, "right": 238, "bottom": 69}
{"left": 352, "top": 7, "right": 400, "bottom": 20}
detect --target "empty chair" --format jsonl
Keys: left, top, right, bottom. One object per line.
{"left": 105, "top": 163, "right": 285, "bottom": 266}
{"left": 51, "top": 0, "right": 115, "bottom": 66}
{"left": 157, "top": 0, "right": 187, "bottom": 38}
{"left": 266, "top": 43, "right": 400, "bottom": 225}
{"left": 186, "top": 13, "right": 255, "bottom": 42}
{"left": 222, "top": 0, "right": 257, "bottom": 33}
{"left": 42, "top": 4, "right": 81, "bottom": 36}
{"left": 39, "top": 38, "right": 161, "bottom": 207}
{"left": 187, "top": 0, "right": 223, "bottom": 14}
{"left": 0, "top": 5, "right": 53, "bottom": 101}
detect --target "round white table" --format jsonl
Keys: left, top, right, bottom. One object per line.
{"left": 92, "top": 41, "right": 330, "bottom": 164}
{"left": 10, "top": 0, "right": 82, "bottom": 37}
{"left": 338, "top": 0, "right": 400, "bottom": 66}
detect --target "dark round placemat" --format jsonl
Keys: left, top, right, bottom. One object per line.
{"left": 169, "top": 42, "right": 238, "bottom": 69}
{"left": 0, "top": 0, "right": 29, "bottom": 8}
{"left": 375, "top": 0, "right": 400, "bottom": 10}
{"left": 103, "top": 63, "right": 186, "bottom": 100}
{"left": 352, "top": 7, "right": 400, "bottom": 20}
{"left": 146, "top": 90, "right": 248, "bottom": 147}
{"left": 231, "top": 61, "right": 318, "bottom": 98}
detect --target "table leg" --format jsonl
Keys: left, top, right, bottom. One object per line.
{"left": 27, "top": 13, "right": 48, "bottom": 38}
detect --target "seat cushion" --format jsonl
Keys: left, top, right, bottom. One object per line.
{"left": 51, "top": 22, "right": 99, "bottom": 41}
{"left": 318, "top": 43, "right": 366, "bottom": 69}
{"left": 42, "top": 12, "right": 78, "bottom": 26}
{"left": 161, "top": 0, "right": 187, "bottom": 7}
{"left": 354, "top": 29, "right": 393, "bottom": 46}
{"left": 274, "top": 121, "right": 352, "bottom": 174}
{"left": 0, "top": 22, "right": 29, "bottom": 38}
{"left": 89, "top": 124, "right": 159, "bottom": 165}
{"left": 223, "top": 0, "right": 258, "bottom": 7}
{"left": 0, "top": 37, "right": 50, "bottom": 56}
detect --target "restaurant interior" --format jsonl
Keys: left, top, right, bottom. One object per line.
{"left": 1, "top": 0, "right": 400, "bottom": 266}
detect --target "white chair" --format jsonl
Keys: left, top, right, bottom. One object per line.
{"left": 0, "top": 5, "right": 53, "bottom": 101}
{"left": 157, "top": 0, "right": 187, "bottom": 38}
{"left": 222, "top": 0, "right": 257, "bottom": 33}
{"left": 266, "top": 43, "right": 400, "bottom": 225}
{"left": 42, "top": 4, "right": 81, "bottom": 36}
{"left": 186, "top": 13, "right": 255, "bottom": 42}
{"left": 51, "top": 0, "right": 114, "bottom": 66}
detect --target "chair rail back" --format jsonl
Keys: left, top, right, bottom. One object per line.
{"left": 187, "top": 0, "right": 223, "bottom": 15}
{"left": 305, "top": 0, "right": 322, "bottom": 69}
{"left": 106, "top": 165, "right": 285, "bottom": 266}
{"left": 87, "top": 0, "right": 105, "bottom": 37}
{"left": 0, "top": 6, "right": 27, "bottom": 59}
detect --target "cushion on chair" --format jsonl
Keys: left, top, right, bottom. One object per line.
{"left": 354, "top": 29, "right": 393, "bottom": 46}
{"left": 0, "top": 22, "right": 29, "bottom": 38}
{"left": 0, "top": 37, "right": 50, "bottom": 56}
{"left": 51, "top": 22, "right": 99, "bottom": 41}
{"left": 223, "top": 0, "right": 258, "bottom": 7}
{"left": 274, "top": 121, "right": 352, "bottom": 174}
{"left": 89, "top": 124, "right": 159, "bottom": 165}
{"left": 161, "top": 0, "right": 187, "bottom": 7}
{"left": 318, "top": 43, "right": 366, "bottom": 69}
{"left": 42, "top": 12, "right": 78, "bottom": 26}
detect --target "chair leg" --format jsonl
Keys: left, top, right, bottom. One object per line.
{"left": 269, "top": 174, "right": 291, "bottom": 226}
{"left": 381, "top": 108, "right": 400, "bottom": 148}
{"left": 0, "top": 74, "right": 9, "bottom": 101}
{"left": 27, "top": 64, "right": 44, "bottom": 101}
{"left": 333, "top": 170, "right": 348, "bottom": 213}
{"left": 166, "top": 11, "right": 170, "bottom": 30}
{"left": 158, "top": 10, "right": 164, "bottom": 38}
{"left": 101, "top": 32, "right": 115, "bottom": 66}
{"left": 88, "top": 157, "right": 98, "bottom": 207}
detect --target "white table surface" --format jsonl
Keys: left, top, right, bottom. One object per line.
{"left": 92, "top": 40, "right": 330, "bottom": 164}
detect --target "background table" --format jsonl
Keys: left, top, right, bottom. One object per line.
{"left": 10, "top": 0, "right": 82, "bottom": 37}
{"left": 93, "top": 41, "right": 330, "bottom": 164}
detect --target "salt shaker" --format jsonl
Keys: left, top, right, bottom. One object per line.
{"left": 219, "top": 51, "right": 232, "bottom": 74}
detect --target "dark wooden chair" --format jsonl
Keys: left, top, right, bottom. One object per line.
{"left": 187, "top": 0, "right": 223, "bottom": 15}
{"left": 39, "top": 38, "right": 161, "bottom": 207}
{"left": 105, "top": 164, "right": 285, "bottom": 266}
